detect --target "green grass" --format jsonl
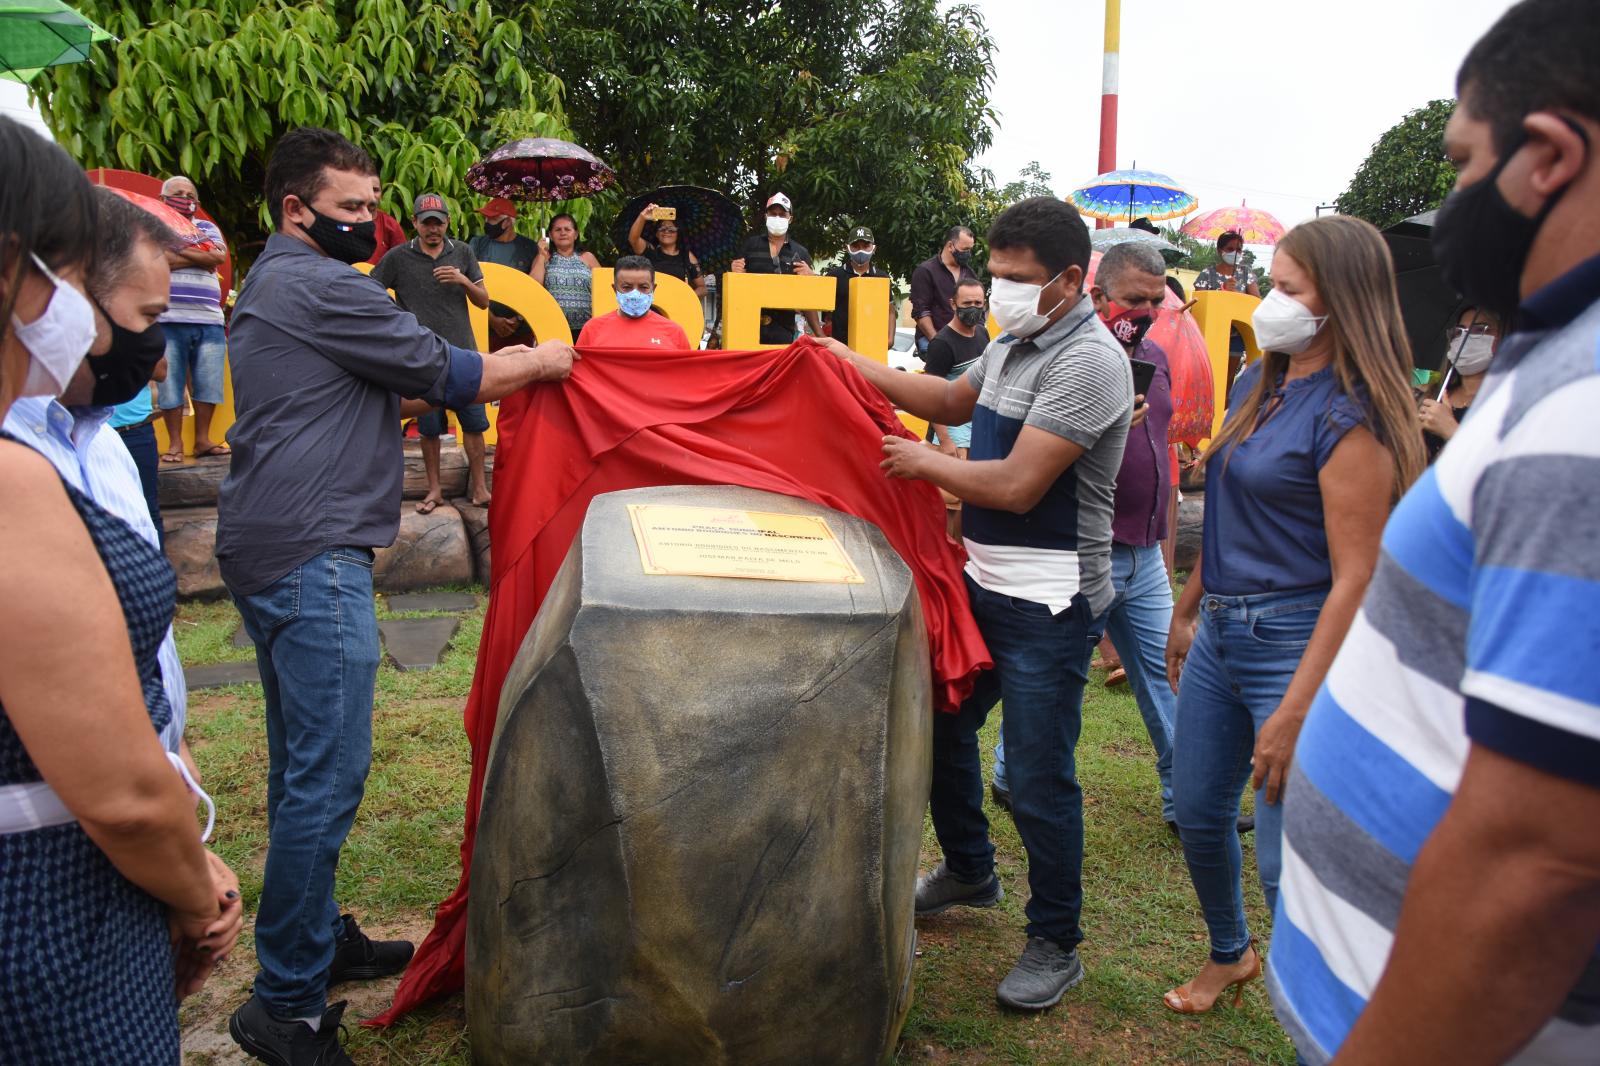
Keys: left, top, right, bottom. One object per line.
{"left": 175, "top": 590, "right": 1291, "bottom": 1064}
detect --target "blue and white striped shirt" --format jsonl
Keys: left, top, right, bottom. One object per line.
{"left": 2, "top": 397, "right": 186, "bottom": 753}
{"left": 1269, "top": 259, "right": 1600, "bottom": 1064}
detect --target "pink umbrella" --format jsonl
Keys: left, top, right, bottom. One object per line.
{"left": 107, "top": 187, "right": 208, "bottom": 246}
{"left": 1086, "top": 250, "right": 1215, "bottom": 446}
{"left": 1180, "top": 202, "right": 1286, "bottom": 246}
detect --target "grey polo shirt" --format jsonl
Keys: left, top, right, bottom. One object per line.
{"left": 216, "top": 234, "right": 484, "bottom": 594}
{"left": 370, "top": 237, "right": 483, "bottom": 348}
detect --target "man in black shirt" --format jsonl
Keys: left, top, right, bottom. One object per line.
{"left": 729, "top": 192, "right": 822, "bottom": 345}
{"left": 910, "top": 224, "right": 977, "bottom": 354}
{"left": 468, "top": 197, "right": 539, "bottom": 350}
{"left": 823, "top": 225, "right": 890, "bottom": 348}
{"left": 925, "top": 276, "right": 989, "bottom": 457}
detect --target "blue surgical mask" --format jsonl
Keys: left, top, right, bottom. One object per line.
{"left": 617, "top": 289, "right": 654, "bottom": 318}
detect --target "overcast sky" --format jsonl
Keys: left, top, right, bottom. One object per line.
{"left": 7, "top": 0, "right": 1510, "bottom": 239}
{"left": 972, "top": 0, "right": 1513, "bottom": 234}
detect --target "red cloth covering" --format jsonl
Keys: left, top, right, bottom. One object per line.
{"left": 371, "top": 339, "right": 990, "bottom": 1024}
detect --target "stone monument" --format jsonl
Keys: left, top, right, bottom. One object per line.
{"left": 468, "top": 484, "right": 932, "bottom": 1065}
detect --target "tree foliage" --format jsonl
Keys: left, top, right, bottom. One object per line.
{"left": 533, "top": 0, "right": 997, "bottom": 275}
{"left": 996, "top": 160, "right": 1055, "bottom": 205}
{"left": 1335, "top": 99, "right": 1457, "bottom": 231}
{"left": 39, "top": 0, "right": 577, "bottom": 264}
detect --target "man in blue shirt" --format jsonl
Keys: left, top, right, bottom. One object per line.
{"left": 218, "top": 127, "right": 577, "bottom": 1066}
{"left": 1270, "top": 3, "right": 1600, "bottom": 1062}
{"left": 823, "top": 197, "right": 1132, "bottom": 1012}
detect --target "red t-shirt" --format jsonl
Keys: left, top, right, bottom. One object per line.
{"left": 576, "top": 309, "right": 691, "bottom": 349}
{"left": 365, "top": 210, "right": 408, "bottom": 266}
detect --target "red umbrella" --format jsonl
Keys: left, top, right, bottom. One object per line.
{"left": 465, "top": 138, "right": 616, "bottom": 203}
{"left": 107, "top": 187, "right": 208, "bottom": 246}
{"left": 1087, "top": 250, "right": 1214, "bottom": 446}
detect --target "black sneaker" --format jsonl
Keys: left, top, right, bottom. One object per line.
{"left": 914, "top": 861, "right": 1004, "bottom": 917}
{"left": 327, "top": 913, "right": 414, "bottom": 986}
{"left": 990, "top": 780, "right": 1012, "bottom": 813}
{"left": 228, "top": 995, "right": 356, "bottom": 1066}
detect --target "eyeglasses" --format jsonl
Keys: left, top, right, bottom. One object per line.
{"left": 1447, "top": 323, "right": 1496, "bottom": 340}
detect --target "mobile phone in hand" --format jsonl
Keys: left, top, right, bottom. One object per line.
{"left": 1130, "top": 358, "right": 1157, "bottom": 398}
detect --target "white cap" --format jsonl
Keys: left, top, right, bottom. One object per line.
{"left": 766, "top": 192, "right": 793, "bottom": 212}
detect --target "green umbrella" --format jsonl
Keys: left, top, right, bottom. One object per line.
{"left": 0, "top": 0, "right": 112, "bottom": 84}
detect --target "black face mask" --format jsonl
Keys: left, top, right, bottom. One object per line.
{"left": 952, "top": 249, "right": 974, "bottom": 268}
{"left": 484, "top": 218, "right": 511, "bottom": 238}
{"left": 955, "top": 305, "right": 986, "bottom": 328}
{"left": 85, "top": 309, "right": 167, "bottom": 407}
{"left": 1432, "top": 125, "right": 1588, "bottom": 318}
{"left": 302, "top": 205, "right": 378, "bottom": 264}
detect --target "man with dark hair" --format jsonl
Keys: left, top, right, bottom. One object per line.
{"left": 219, "top": 126, "right": 577, "bottom": 1066}
{"left": 469, "top": 197, "right": 540, "bottom": 350}
{"left": 576, "top": 254, "right": 690, "bottom": 349}
{"left": 821, "top": 195, "right": 1132, "bottom": 1012}
{"left": 372, "top": 193, "right": 492, "bottom": 513}
{"left": 926, "top": 275, "right": 989, "bottom": 460}
{"left": 994, "top": 240, "right": 1178, "bottom": 830}
{"left": 1270, "top": 3, "right": 1600, "bottom": 1063}
{"left": 910, "top": 223, "right": 977, "bottom": 352}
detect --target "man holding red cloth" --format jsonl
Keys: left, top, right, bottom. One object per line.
{"left": 823, "top": 197, "right": 1133, "bottom": 1013}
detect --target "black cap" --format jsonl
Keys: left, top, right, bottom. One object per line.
{"left": 847, "top": 225, "right": 875, "bottom": 244}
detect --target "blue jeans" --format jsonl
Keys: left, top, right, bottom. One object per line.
{"left": 229, "top": 549, "right": 382, "bottom": 1017}
{"left": 114, "top": 421, "right": 162, "bottom": 547}
{"left": 930, "top": 573, "right": 1100, "bottom": 951}
{"left": 157, "top": 321, "right": 227, "bottom": 408}
{"left": 417, "top": 403, "right": 490, "bottom": 437}
{"left": 1172, "top": 586, "right": 1326, "bottom": 964}
{"left": 994, "top": 543, "right": 1177, "bottom": 821}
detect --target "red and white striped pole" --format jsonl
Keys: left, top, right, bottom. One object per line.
{"left": 1096, "top": 0, "right": 1121, "bottom": 229}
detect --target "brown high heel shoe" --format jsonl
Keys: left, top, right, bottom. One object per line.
{"left": 1162, "top": 945, "right": 1262, "bottom": 1014}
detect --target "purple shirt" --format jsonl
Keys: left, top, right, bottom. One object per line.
{"left": 1110, "top": 338, "right": 1173, "bottom": 547}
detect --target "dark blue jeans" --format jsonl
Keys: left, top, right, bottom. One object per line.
{"left": 1172, "top": 586, "right": 1326, "bottom": 964}
{"left": 230, "top": 549, "right": 382, "bottom": 1017}
{"left": 930, "top": 573, "right": 1100, "bottom": 951}
{"left": 114, "top": 421, "right": 162, "bottom": 547}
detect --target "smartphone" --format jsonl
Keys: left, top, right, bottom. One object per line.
{"left": 652, "top": 206, "right": 677, "bottom": 221}
{"left": 1130, "top": 358, "right": 1157, "bottom": 397}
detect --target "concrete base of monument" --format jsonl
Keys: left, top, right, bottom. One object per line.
{"left": 467, "top": 484, "right": 932, "bottom": 1066}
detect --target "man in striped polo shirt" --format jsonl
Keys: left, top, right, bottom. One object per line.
{"left": 1270, "top": 3, "right": 1600, "bottom": 1061}
{"left": 823, "top": 196, "right": 1133, "bottom": 1011}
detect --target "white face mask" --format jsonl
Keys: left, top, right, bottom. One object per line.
{"left": 766, "top": 215, "right": 790, "bottom": 237}
{"left": 1221, "top": 251, "right": 1241, "bottom": 266}
{"left": 990, "top": 270, "right": 1069, "bottom": 339}
{"left": 1446, "top": 330, "right": 1496, "bottom": 375}
{"left": 1251, "top": 288, "right": 1327, "bottom": 355}
{"left": 11, "top": 253, "right": 97, "bottom": 397}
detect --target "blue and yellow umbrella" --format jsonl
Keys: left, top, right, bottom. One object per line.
{"left": 1069, "top": 169, "right": 1197, "bottom": 223}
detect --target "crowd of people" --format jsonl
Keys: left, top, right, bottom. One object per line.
{"left": 0, "top": 1, "right": 1596, "bottom": 1064}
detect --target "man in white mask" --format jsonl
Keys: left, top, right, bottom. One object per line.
{"left": 820, "top": 196, "right": 1133, "bottom": 1013}
{"left": 728, "top": 192, "right": 822, "bottom": 344}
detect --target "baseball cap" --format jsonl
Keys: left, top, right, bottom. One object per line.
{"left": 478, "top": 197, "right": 518, "bottom": 218}
{"left": 413, "top": 193, "right": 449, "bottom": 222}
{"left": 847, "top": 225, "right": 875, "bottom": 244}
{"left": 766, "top": 192, "right": 793, "bottom": 213}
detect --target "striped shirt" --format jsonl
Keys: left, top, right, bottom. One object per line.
{"left": 160, "top": 217, "right": 226, "bottom": 326}
{"left": 1, "top": 398, "right": 187, "bottom": 753}
{"left": 1269, "top": 262, "right": 1600, "bottom": 1064}
{"left": 961, "top": 296, "right": 1132, "bottom": 615}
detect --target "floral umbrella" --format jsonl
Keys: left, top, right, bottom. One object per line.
{"left": 1180, "top": 202, "right": 1287, "bottom": 246}
{"left": 107, "top": 187, "right": 207, "bottom": 246}
{"left": 1070, "top": 169, "right": 1197, "bottom": 224}
{"left": 466, "top": 137, "right": 616, "bottom": 203}
{"left": 1086, "top": 249, "right": 1214, "bottom": 446}
{"left": 609, "top": 186, "right": 745, "bottom": 275}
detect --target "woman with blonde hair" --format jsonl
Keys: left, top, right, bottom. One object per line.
{"left": 1161, "top": 214, "right": 1424, "bottom": 1013}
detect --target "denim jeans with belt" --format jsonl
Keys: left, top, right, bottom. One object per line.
{"left": 993, "top": 542, "right": 1177, "bottom": 821}
{"left": 1172, "top": 585, "right": 1326, "bottom": 964}
{"left": 230, "top": 548, "right": 382, "bottom": 1017}
{"left": 931, "top": 573, "right": 1101, "bottom": 951}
